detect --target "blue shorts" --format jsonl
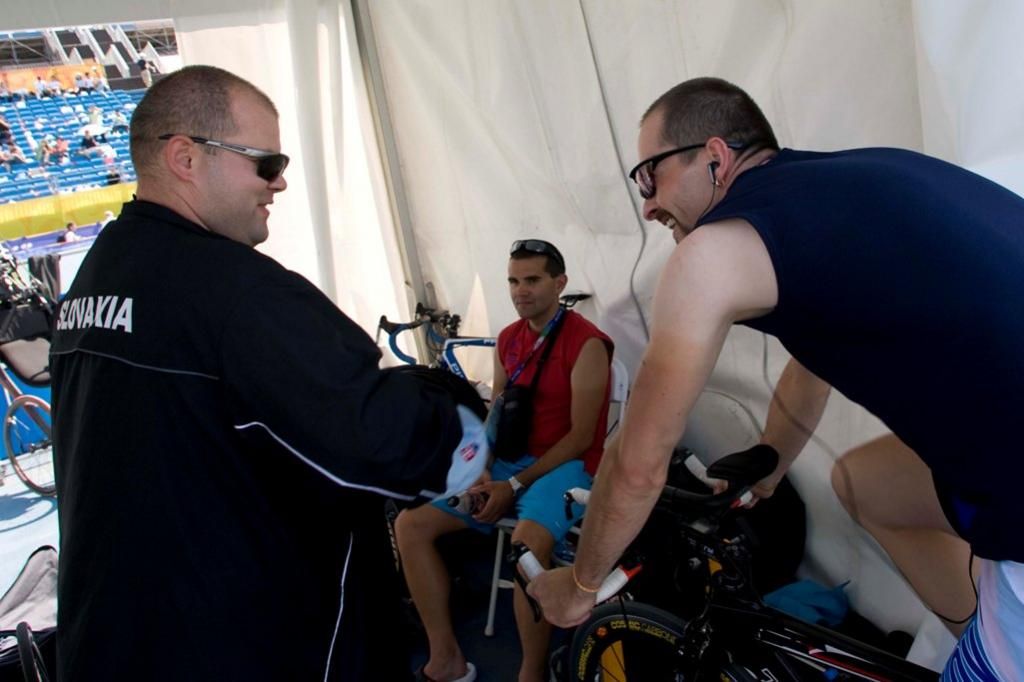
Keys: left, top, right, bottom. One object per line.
{"left": 432, "top": 455, "right": 592, "bottom": 543}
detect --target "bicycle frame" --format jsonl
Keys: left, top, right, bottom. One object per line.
{"left": 0, "top": 361, "right": 25, "bottom": 400}
{"left": 0, "top": 251, "right": 56, "bottom": 496}
{"left": 563, "top": 452, "right": 939, "bottom": 681}
{"left": 0, "top": 352, "right": 55, "bottom": 496}
{"left": 0, "top": 341, "right": 49, "bottom": 417}
{"left": 667, "top": 547, "right": 938, "bottom": 681}
{"left": 379, "top": 306, "right": 495, "bottom": 378}
{"left": 380, "top": 295, "right": 589, "bottom": 375}
{"left": 437, "top": 337, "right": 495, "bottom": 379}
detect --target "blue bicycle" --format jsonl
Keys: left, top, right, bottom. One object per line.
{"left": 377, "top": 303, "right": 495, "bottom": 379}
{"left": 377, "top": 295, "right": 592, "bottom": 378}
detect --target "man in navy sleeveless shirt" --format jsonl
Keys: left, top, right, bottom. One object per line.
{"left": 530, "top": 77, "right": 1023, "bottom": 679}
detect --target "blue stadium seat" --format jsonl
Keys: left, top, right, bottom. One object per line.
{"left": 0, "top": 89, "right": 145, "bottom": 202}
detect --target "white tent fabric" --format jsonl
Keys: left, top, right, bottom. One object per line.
{"left": 6, "top": 0, "right": 1024, "bottom": 669}
{"left": 364, "top": 1, "right": 1015, "bottom": 663}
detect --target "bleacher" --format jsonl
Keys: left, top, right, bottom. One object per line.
{"left": 0, "top": 88, "right": 143, "bottom": 204}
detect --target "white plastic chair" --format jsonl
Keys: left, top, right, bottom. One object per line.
{"left": 483, "top": 357, "right": 629, "bottom": 636}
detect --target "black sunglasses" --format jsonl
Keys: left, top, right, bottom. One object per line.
{"left": 628, "top": 141, "right": 746, "bottom": 200}
{"left": 511, "top": 239, "right": 565, "bottom": 270}
{"left": 158, "top": 134, "right": 290, "bottom": 182}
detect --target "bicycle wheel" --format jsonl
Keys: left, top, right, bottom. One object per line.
{"left": 568, "top": 601, "right": 689, "bottom": 681}
{"left": 15, "top": 621, "right": 47, "bottom": 682}
{"left": 4, "top": 395, "right": 55, "bottom": 497}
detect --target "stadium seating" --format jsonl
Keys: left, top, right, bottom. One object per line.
{"left": 0, "top": 88, "right": 143, "bottom": 204}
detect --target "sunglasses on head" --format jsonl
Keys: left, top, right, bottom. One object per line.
{"left": 157, "top": 133, "right": 290, "bottom": 182}
{"left": 627, "top": 141, "right": 746, "bottom": 200}
{"left": 511, "top": 239, "right": 565, "bottom": 270}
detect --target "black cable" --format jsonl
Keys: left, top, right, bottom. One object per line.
{"left": 616, "top": 591, "right": 632, "bottom": 636}
{"left": 759, "top": 333, "right": 840, "bottom": 460}
{"left": 696, "top": 179, "right": 718, "bottom": 225}
{"left": 576, "top": 0, "right": 650, "bottom": 341}
{"left": 627, "top": 222, "right": 651, "bottom": 341}
{"left": 929, "top": 549, "right": 978, "bottom": 625}
{"left": 696, "top": 143, "right": 766, "bottom": 225}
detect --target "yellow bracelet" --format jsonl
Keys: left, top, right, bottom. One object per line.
{"left": 572, "top": 564, "right": 600, "bottom": 594}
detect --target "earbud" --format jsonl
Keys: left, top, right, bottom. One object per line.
{"left": 708, "top": 161, "right": 720, "bottom": 186}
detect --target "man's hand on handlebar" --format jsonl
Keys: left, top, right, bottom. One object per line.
{"left": 747, "top": 468, "right": 787, "bottom": 507}
{"left": 525, "top": 565, "right": 597, "bottom": 628}
{"left": 703, "top": 443, "right": 785, "bottom": 509}
{"left": 519, "top": 540, "right": 641, "bottom": 628}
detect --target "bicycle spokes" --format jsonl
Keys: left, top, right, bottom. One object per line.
{"left": 4, "top": 395, "right": 55, "bottom": 497}
{"left": 599, "top": 641, "right": 627, "bottom": 680}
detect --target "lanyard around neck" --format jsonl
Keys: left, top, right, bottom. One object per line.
{"left": 507, "top": 307, "right": 565, "bottom": 385}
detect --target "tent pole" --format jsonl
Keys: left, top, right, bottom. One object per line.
{"left": 350, "top": 0, "right": 433, "bottom": 319}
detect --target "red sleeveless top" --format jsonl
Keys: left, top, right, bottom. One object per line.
{"left": 497, "top": 310, "right": 613, "bottom": 475}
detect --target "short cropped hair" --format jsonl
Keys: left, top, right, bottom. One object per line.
{"left": 643, "top": 77, "right": 779, "bottom": 154}
{"left": 129, "top": 65, "right": 277, "bottom": 175}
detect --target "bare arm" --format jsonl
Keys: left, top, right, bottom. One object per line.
{"left": 528, "top": 219, "right": 778, "bottom": 625}
{"left": 474, "top": 336, "right": 610, "bottom": 522}
{"left": 753, "top": 357, "right": 831, "bottom": 499}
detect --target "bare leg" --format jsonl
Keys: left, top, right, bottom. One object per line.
{"left": 511, "top": 520, "right": 556, "bottom": 682}
{"left": 395, "top": 505, "right": 473, "bottom": 681}
{"left": 831, "top": 434, "right": 978, "bottom": 635}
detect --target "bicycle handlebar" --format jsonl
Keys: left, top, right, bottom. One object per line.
{"left": 542, "top": 446, "right": 779, "bottom": 604}
{"left": 376, "top": 314, "right": 421, "bottom": 365}
{"left": 559, "top": 293, "right": 591, "bottom": 308}
{"left": 413, "top": 302, "right": 454, "bottom": 324}
{"left": 515, "top": 544, "right": 642, "bottom": 606}
{"left": 379, "top": 294, "right": 594, "bottom": 368}
{"left": 378, "top": 305, "right": 461, "bottom": 342}
{"left": 562, "top": 447, "right": 776, "bottom": 521}
{"left": 377, "top": 314, "right": 426, "bottom": 336}
{"left": 657, "top": 445, "right": 777, "bottom": 512}
{"left": 377, "top": 306, "right": 462, "bottom": 366}
{"left": 656, "top": 481, "right": 754, "bottom": 513}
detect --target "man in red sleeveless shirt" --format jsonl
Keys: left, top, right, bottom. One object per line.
{"left": 396, "top": 239, "right": 613, "bottom": 682}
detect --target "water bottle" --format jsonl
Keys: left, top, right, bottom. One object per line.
{"left": 447, "top": 490, "right": 487, "bottom": 515}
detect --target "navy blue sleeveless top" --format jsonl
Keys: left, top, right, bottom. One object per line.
{"left": 698, "top": 148, "right": 1024, "bottom": 561}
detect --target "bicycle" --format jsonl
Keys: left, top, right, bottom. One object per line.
{"left": 521, "top": 446, "right": 938, "bottom": 681}
{"left": 376, "top": 294, "right": 592, "bottom": 379}
{"left": 0, "top": 621, "right": 53, "bottom": 681}
{"left": 0, "top": 247, "right": 55, "bottom": 498}
{"left": 0, "top": 362, "right": 52, "bottom": 498}
{"left": 377, "top": 303, "right": 495, "bottom": 379}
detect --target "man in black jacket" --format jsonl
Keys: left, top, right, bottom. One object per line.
{"left": 50, "top": 65, "right": 484, "bottom": 681}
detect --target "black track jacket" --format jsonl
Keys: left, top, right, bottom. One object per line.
{"left": 50, "top": 200, "right": 459, "bottom": 680}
